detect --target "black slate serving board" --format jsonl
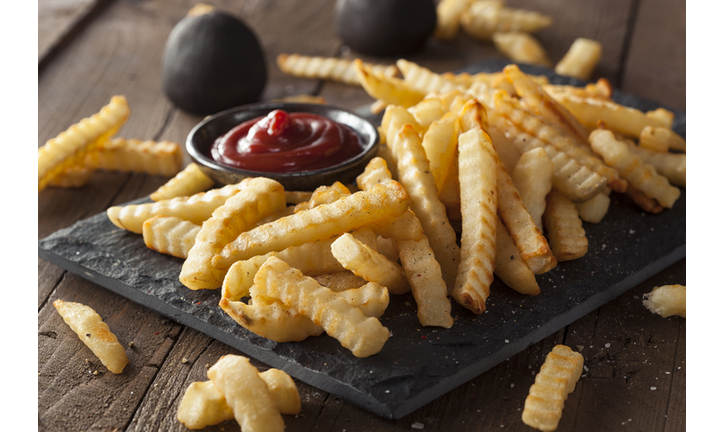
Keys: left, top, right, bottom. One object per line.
{"left": 38, "top": 61, "right": 686, "bottom": 420}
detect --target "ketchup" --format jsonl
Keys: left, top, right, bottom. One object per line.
{"left": 210, "top": 110, "right": 365, "bottom": 173}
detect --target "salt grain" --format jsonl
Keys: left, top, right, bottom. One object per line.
{"left": 411, "top": 422, "right": 424, "bottom": 430}
{"left": 605, "top": 343, "right": 611, "bottom": 348}
{"left": 650, "top": 387, "right": 657, "bottom": 391}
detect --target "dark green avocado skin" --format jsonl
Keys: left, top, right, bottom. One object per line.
{"left": 162, "top": 11, "right": 267, "bottom": 116}
{"left": 335, "top": 0, "right": 437, "bottom": 57}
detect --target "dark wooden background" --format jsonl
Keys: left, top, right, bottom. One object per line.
{"left": 38, "top": 0, "right": 686, "bottom": 431}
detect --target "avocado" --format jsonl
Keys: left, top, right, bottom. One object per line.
{"left": 162, "top": 7, "right": 267, "bottom": 116}
{"left": 335, "top": 0, "right": 437, "bottom": 56}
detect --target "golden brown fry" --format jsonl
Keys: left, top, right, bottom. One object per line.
{"left": 277, "top": 53, "right": 397, "bottom": 86}
{"left": 397, "top": 59, "right": 466, "bottom": 95}
{"left": 108, "top": 181, "right": 249, "bottom": 234}
{"left": 38, "top": 96, "right": 130, "bottom": 192}
{"left": 142, "top": 216, "right": 201, "bottom": 259}
{"left": 623, "top": 139, "right": 686, "bottom": 187}
{"left": 554, "top": 38, "right": 603, "bottom": 80}
{"left": 512, "top": 148, "right": 553, "bottom": 230}
{"left": 497, "top": 158, "right": 557, "bottom": 274}
{"left": 207, "top": 355, "right": 285, "bottom": 432}
{"left": 150, "top": 163, "right": 215, "bottom": 201}
{"left": 643, "top": 284, "right": 686, "bottom": 318}
{"left": 550, "top": 92, "right": 668, "bottom": 137}
{"left": 522, "top": 345, "right": 584, "bottom": 432}
{"left": 85, "top": 138, "right": 183, "bottom": 176}
{"left": 294, "top": 182, "right": 351, "bottom": 212}
{"left": 493, "top": 32, "right": 552, "bottom": 68}
{"left": 331, "top": 233, "right": 409, "bottom": 295}
{"left": 180, "top": 178, "right": 286, "bottom": 290}
{"left": 626, "top": 185, "right": 664, "bottom": 214}
{"left": 543, "top": 190, "right": 588, "bottom": 262}
{"left": 219, "top": 298, "right": 323, "bottom": 342}
{"left": 461, "top": 0, "right": 553, "bottom": 41}
{"left": 452, "top": 128, "right": 498, "bottom": 314}
{"left": 259, "top": 368, "right": 302, "bottom": 415}
{"left": 252, "top": 257, "right": 390, "bottom": 358}
{"left": 53, "top": 299, "right": 129, "bottom": 374}
{"left": 589, "top": 129, "right": 680, "bottom": 208}
{"left": 435, "top": 0, "right": 475, "bottom": 40}
{"left": 214, "top": 181, "right": 410, "bottom": 268}
{"left": 354, "top": 59, "right": 425, "bottom": 108}
{"left": 504, "top": 64, "right": 590, "bottom": 147}
{"left": 393, "top": 124, "right": 460, "bottom": 289}
{"left": 458, "top": 98, "right": 489, "bottom": 132}
{"left": 646, "top": 107, "right": 675, "bottom": 129}
{"left": 495, "top": 217, "right": 540, "bottom": 295}
{"left": 639, "top": 126, "right": 686, "bottom": 152}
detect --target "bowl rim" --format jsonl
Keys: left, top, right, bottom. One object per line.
{"left": 186, "top": 101, "right": 380, "bottom": 181}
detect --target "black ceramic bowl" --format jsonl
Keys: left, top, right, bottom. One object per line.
{"left": 186, "top": 102, "right": 379, "bottom": 191}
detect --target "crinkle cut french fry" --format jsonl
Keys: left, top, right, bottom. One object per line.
{"left": 575, "top": 191, "right": 611, "bottom": 224}
{"left": 435, "top": 0, "right": 475, "bottom": 40}
{"left": 497, "top": 158, "right": 557, "bottom": 274}
{"left": 150, "top": 163, "right": 215, "bottom": 201}
{"left": 365, "top": 209, "right": 424, "bottom": 242}
{"left": 522, "top": 345, "right": 584, "bottom": 432}
{"left": 277, "top": 53, "right": 397, "bottom": 86}
{"left": 214, "top": 181, "right": 410, "bottom": 268}
{"left": 589, "top": 129, "right": 680, "bottom": 208}
{"left": 495, "top": 217, "right": 540, "bottom": 295}
{"left": 646, "top": 108, "right": 675, "bottom": 129}
{"left": 397, "top": 59, "right": 466, "bottom": 95}
{"left": 381, "top": 105, "right": 422, "bottom": 153}
{"left": 39, "top": 95, "right": 130, "bottom": 191}
{"left": 494, "top": 84, "right": 626, "bottom": 193}
{"left": 643, "top": 284, "right": 686, "bottom": 318}
{"left": 108, "top": 181, "right": 249, "bottom": 234}
{"left": 180, "top": 178, "right": 286, "bottom": 290}
{"left": 554, "top": 38, "right": 603, "bottom": 81}
{"left": 504, "top": 64, "right": 590, "bottom": 146}
{"left": 207, "top": 355, "right": 285, "bottom": 432}
{"left": 493, "top": 32, "right": 552, "bottom": 68}
{"left": 409, "top": 97, "right": 445, "bottom": 133}
{"left": 453, "top": 128, "right": 498, "bottom": 314}
{"left": 356, "top": 156, "right": 393, "bottom": 191}
{"left": 53, "top": 300, "right": 129, "bottom": 374}
{"left": 177, "top": 370, "right": 300, "bottom": 429}
{"left": 626, "top": 185, "right": 664, "bottom": 214}
{"left": 219, "top": 298, "right": 324, "bottom": 342}
{"left": 458, "top": 98, "right": 489, "bottom": 133}
{"left": 623, "top": 139, "right": 685, "bottom": 187}
{"left": 543, "top": 190, "right": 588, "bottom": 262}
{"left": 251, "top": 257, "right": 390, "bottom": 358}
{"left": 512, "top": 148, "right": 553, "bottom": 230}
{"left": 143, "top": 216, "right": 201, "bottom": 259}
{"left": 550, "top": 92, "right": 668, "bottom": 138}
{"left": 489, "top": 109, "right": 607, "bottom": 203}
{"left": 463, "top": 0, "right": 553, "bottom": 42}
{"left": 396, "top": 236, "right": 455, "bottom": 328}
{"left": 331, "top": 233, "right": 409, "bottom": 295}
{"left": 639, "top": 126, "right": 686, "bottom": 153}
{"left": 421, "top": 112, "right": 459, "bottom": 193}
{"left": 294, "top": 181, "right": 350, "bottom": 212}
{"left": 394, "top": 124, "right": 460, "bottom": 289}
{"left": 85, "top": 138, "right": 183, "bottom": 176}
{"left": 354, "top": 59, "right": 425, "bottom": 108}
{"left": 221, "top": 228, "right": 376, "bottom": 301}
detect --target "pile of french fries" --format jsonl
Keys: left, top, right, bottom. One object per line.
{"left": 99, "top": 58, "right": 685, "bottom": 361}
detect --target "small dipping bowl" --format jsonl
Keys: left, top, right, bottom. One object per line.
{"left": 186, "top": 102, "right": 379, "bottom": 191}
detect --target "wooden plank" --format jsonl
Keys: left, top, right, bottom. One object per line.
{"left": 619, "top": 0, "right": 686, "bottom": 109}
{"left": 38, "top": 0, "right": 113, "bottom": 65}
{"left": 38, "top": 272, "right": 183, "bottom": 431}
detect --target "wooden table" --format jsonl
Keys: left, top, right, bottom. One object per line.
{"left": 38, "top": 0, "right": 686, "bottom": 430}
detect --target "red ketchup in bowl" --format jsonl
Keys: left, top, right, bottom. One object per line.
{"left": 210, "top": 109, "right": 365, "bottom": 173}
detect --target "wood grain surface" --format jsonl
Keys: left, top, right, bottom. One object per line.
{"left": 37, "top": 1, "right": 686, "bottom": 431}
